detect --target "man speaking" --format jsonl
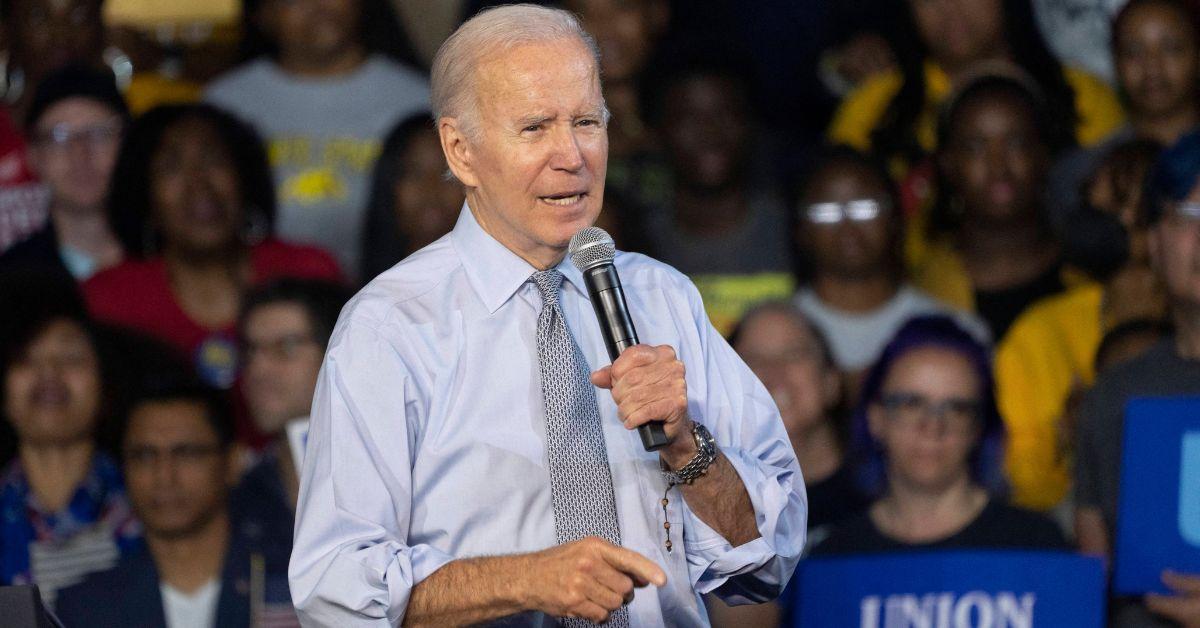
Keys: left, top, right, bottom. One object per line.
{"left": 288, "top": 4, "right": 807, "bottom": 626}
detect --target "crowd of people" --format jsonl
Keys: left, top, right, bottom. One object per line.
{"left": 1, "top": 0, "right": 1199, "bottom": 626}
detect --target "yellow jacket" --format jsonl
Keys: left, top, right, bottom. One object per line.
{"left": 994, "top": 284, "right": 1104, "bottom": 510}
{"left": 829, "top": 61, "right": 1125, "bottom": 153}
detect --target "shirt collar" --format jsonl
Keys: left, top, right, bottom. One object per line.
{"left": 450, "top": 202, "right": 587, "bottom": 314}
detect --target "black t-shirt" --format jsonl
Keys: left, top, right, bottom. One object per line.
{"left": 811, "top": 499, "right": 1069, "bottom": 557}
{"left": 973, "top": 262, "right": 1064, "bottom": 341}
{"left": 806, "top": 463, "right": 869, "bottom": 531}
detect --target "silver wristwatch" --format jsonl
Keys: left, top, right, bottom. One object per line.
{"left": 661, "top": 422, "right": 717, "bottom": 485}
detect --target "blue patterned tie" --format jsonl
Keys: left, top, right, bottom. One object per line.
{"left": 531, "top": 270, "right": 629, "bottom": 627}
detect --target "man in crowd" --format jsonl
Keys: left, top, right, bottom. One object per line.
{"left": 0, "top": 64, "right": 128, "bottom": 282}
{"left": 205, "top": 0, "right": 430, "bottom": 278}
{"left": 56, "top": 382, "right": 294, "bottom": 627}
{"left": 289, "top": 5, "right": 806, "bottom": 626}
{"left": 1075, "top": 130, "right": 1200, "bottom": 627}
{"left": 230, "top": 278, "right": 352, "bottom": 562}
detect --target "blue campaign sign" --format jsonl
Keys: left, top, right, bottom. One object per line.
{"left": 1115, "top": 396, "right": 1200, "bottom": 595}
{"left": 792, "top": 551, "right": 1105, "bottom": 628}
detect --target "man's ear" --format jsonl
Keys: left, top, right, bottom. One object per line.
{"left": 439, "top": 117, "right": 480, "bottom": 188}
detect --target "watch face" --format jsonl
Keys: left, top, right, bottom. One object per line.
{"left": 693, "top": 423, "right": 716, "bottom": 454}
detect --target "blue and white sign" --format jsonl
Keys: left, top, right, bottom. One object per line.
{"left": 792, "top": 551, "right": 1105, "bottom": 627}
{"left": 1115, "top": 396, "right": 1200, "bottom": 595}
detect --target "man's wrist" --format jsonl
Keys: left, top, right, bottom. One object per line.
{"left": 660, "top": 422, "right": 718, "bottom": 484}
{"left": 660, "top": 420, "right": 699, "bottom": 470}
{"left": 507, "top": 553, "right": 540, "bottom": 612}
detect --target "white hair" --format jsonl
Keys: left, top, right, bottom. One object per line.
{"left": 431, "top": 3, "right": 605, "bottom": 141}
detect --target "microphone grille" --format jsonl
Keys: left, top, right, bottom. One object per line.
{"left": 569, "top": 227, "right": 616, "bottom": 271}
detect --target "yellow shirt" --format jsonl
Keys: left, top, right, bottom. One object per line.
{"left": 910, "top": 239, "right": 975, "bottom": 312}
{"left": 125, "top": 74, "right": 202, "bottom": 115}
{"left": 829, "top": 61, "right": 1125, "bottom": 153}
{"left": 994, "top": 284, "right": 1104, "bottom": 510}
{"left": 911, "top": 239, "right": 1093, "bottom": 317}
{"left": 690, "top": 273, "right": 795, "bottom": 338}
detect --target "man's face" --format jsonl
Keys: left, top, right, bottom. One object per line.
{"left": 262, "top": 0, "right": 361, "bottom": 66}
{"left": 444, "top": 38, "right": 608, "bottom": 267}
{"left": 1150, "top": 182, "right": 1200, "bottom": 307}
{"left": 1115, "top": 2, "right": 1199, "bottom": 120}
{"left": 242, "top": 303, "right": 324, "bottom": 436}
{"left": 122, "top": 400, "right": 231, "bottom": 539}
{"left": 28, "top": 98, "right": 122, "bottom": 214}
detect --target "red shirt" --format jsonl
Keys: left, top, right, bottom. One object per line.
{"left": 0, "top": 106, "right": 47, "bottom": 251}
{"left": 82, "top": 239, "right": 342, "bottom": 388}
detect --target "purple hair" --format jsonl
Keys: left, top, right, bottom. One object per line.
{"left": 850, "top": 315, "right": 1007, "bottom": 498}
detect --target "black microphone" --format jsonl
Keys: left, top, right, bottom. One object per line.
{"left": 569, "top": 227, "right": 670, "bottom": 451}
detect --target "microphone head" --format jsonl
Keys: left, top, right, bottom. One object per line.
{"left": 569, "top": 227, "right": 616, "bottom": 271}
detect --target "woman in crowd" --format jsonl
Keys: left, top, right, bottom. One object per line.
{"left": 814, "top": 315, "right": 1067, "bottom": 556}
{"left": 0, "top": 276, "right": 140, "bottom": 607}
{"left": 731, "top": 302, "right": 868, "bottom": 532}
{"left": 712, "top": 301, "right": 867, "bottom": 627}
{"left": 791, "top": 145, "right": 989, "bottom": 385}
{"left": 829, "top": 0, "right": 1121, "bottom": 211}
{"left": 913, "top": 74, "right": 1070, "bottom": 342}
{"left": 996, "top": 138, "right": 1166, "bottom": 511}
{"left": 82, "top": 104, "right": 340, "bottom": 390}
{"left": 358, "top": 112, "right": 463, "bottom": 281}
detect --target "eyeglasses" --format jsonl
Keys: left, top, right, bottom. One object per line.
{"left": 1169, "top": 203, "right": 1200, "bottom": 222}
{"left": 242, "top": 333, "right": 319, "bottom": 363}
{"left": 124, "top": 443, "right": 221, "bottom": 467}
{"left": 32, "top": 118, "right": 123, "bottom": 151}
{"left": 802, "top": 199, "right": 888, "bottom": 225}
{"left": 878, "top": 391, "right": 981, "bottom": 431}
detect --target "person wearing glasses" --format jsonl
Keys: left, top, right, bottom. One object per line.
{"left": 0, "top": 64, "right": 128, "bottom": 283}
{"left": 56, "top": 380, "right": 297, "bottom": 628}
{"left": 229, "top": 278, "right": 353, "bottom": 563}
{"left": 792, "top": 146, "right": 988, "bottom": 385}
{"left": 812, "top": 315, "right": 1066, "bottom": 557}
{"left": 1075, "top": 130, "right": 1200, "bottom": 628}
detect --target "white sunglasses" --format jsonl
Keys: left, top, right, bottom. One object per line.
{"left": 803, "top": 199, "right": 888, "bottom": 225}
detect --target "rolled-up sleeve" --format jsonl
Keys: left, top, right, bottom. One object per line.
{"left": 676, "top": 282, "right": 808, "bottom": 604}
{"left": 289, "top": 317, "right": 454, "bottom": 626}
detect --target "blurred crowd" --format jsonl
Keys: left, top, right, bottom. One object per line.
{"left": 2, "top": 0, "right": 1200, "bottom": 626}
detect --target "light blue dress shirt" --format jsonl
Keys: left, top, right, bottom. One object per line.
{"left": 289, "top": 206, "right": 808, "bottom": 626}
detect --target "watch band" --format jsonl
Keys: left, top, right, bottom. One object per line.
{"left": 662, "top": 422, "right": 717, "bottom": 485}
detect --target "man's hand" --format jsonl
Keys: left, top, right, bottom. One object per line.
{"left": 591, "top": 344, "right": 696, "bottom": 467}
{"left": 525, "top": 537, "right": 667, "bottom": 623}
{"left": 1146, "top": 570, "right": 1200, "bottom": 627}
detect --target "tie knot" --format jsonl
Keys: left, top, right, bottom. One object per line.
{"left": 531, "top": 269, "right": 564, "bottom": 305}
